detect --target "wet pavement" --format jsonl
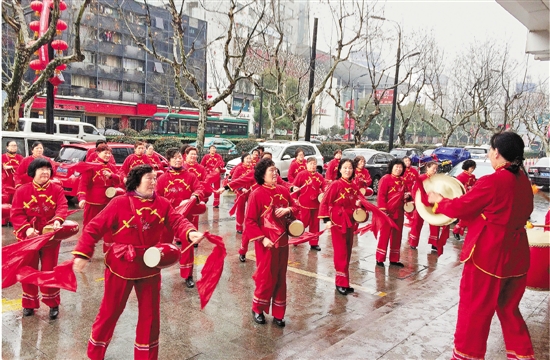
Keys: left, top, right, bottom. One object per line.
{"left": 2, "top": 193, "right": 549, "bottom": 360}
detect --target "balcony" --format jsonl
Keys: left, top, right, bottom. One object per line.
{"left": 97, "top": 89, "right": 122, "bottom": 101}
{"left": 124, "top": 45, "right": 145, "bottom": 60}
{"left": 122, "top": 68, "right": 146, "bottom": 83}
{"left": 68, "top": 62, "right": 97, "bottom": 77}
{"left": 97, "top": 41, "right": 124, "bottom": 56}
{"left": 122, "top": 92, "right": 144, "bottom": 102}
{"left": 97, "top": 64, "right": 124, "bottom": 80}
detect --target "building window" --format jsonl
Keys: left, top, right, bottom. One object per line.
{"left": 71, "top": 74, "right": 91, "bottom": 87}
{"left": 123, "top": 58, "right": 143, "bottom": 70}
{"left": 98, "top": 79, "right": 120, "bottom": 91}
{"left": 154, "top": 62, "right": 164, "bottom": 73}
{"left": 105, "top": 117, "right": 120, "bottom": 130}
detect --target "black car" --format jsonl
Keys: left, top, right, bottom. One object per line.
{"left": 389, "top": 147, "right": 422, "bottom": 159}
{"left": 528, "top": 157, "right": 550, "bottom": 189}
{"left": 341, "top": 148, "right": 395, "bottom": 193}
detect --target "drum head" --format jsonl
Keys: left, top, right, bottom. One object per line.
{"left": 364, "top": 188, "right": 374, "bottom": 197}
{"left": 527, "top": 229, "right": 550, "bottom": 247}
{"left": 359, "top": 188, "right": 366, "bottom": 195}
{"left": 353, "top": 209, "right": 367, "bottom": 223}
{"left": 415, "top": 175, "right": 465, "bottom": 226}
{"left": 288, "top": 220, "right": 305, "bottom": 237}
{"left": 42, "top": 225, "right": 55, "bottom": 234}
{"left": 105, "top": 187, "right": 117, "bottom": 198}
{"left": 317, "top": 193, "right": 324, "bottom": 203}
{"left": 143, "top": 247, "right": 161, "bottom": 268}
{"left": 404, "top": 202, "right": 415, "bottom": 213}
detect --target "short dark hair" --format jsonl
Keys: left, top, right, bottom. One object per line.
{"left": 27, "top": 158, "right": 52, "bottom": 178}
{"left": 353, "top": 155, "right": 366, "bottom": 168}
{"left": 95, "top": 144, "right": 111, "bottom": 153}
{"left": 307, "top": 156, "right": 317, "bottom": 164}
{"left": 180, "top": 144, "right": 189, "bottom": 155}
{"left": 31, "top": 141, "right": 43, "bottom": 151}
{"left": 387, "top": 158, "right": 406, "bottom": 176}
{"left": 254, "top": 158, "right": 275, "bottom": 185}
{"left": 490, "top": 131, "right": 525, "bottom": 174}
{"left": 257, "top": 146, "right": 265, "bottom": 152}
{"left": 295, "top": 147, "right": 304, "bottom": 157}
{"left": 165, "top": 148, "right": 181, "bottom": 161}
{"left": 134, "top": 141, "right": 145, "bottom": 148}
{"left": 333, "top": 149, "right": 342, "bottom": 156}
{"left": 425, "top": 161, "right": 438, "bottom": 169}
{"left": 126, "top": 164, "right": 154, "bottom": 192}
{"left": 262, "top": 152, "right": 272, "bottom": 159}
{"left": 336, "top": 158, "right": 355, "bottom": 180}
{"left": 251, "top": 149, "right": 260, "bottom": 156}
{"left": 241, "top": 153, "right": 251, "bottom": 163}
{"left": 6, "top": 140, "right": 17, "bottom": 147}
{"left": 185, "top": 146, "right": 197, "bottom": 155}
{"left": 462, "top": 160, "right": 477, "bottom": 171}
{"left": 95, "top": 139, "right": 107, "bottom": 147}
{"left": 209, "top": 145, "right": 216, "bottom": 149}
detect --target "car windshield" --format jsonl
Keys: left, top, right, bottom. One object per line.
{"left": 448, "top": 161, "right": 494, "bottom": 178}
{"left": 535, "top": 157, "right": 550, "bottom": 167}
{"left": 342, "top": 150, "right": 375, "bottom": 162}
{"left": 390, "top": 149, "right": 408, "bottom": 157}
{"left": 261, "top": 144, "right": 283, "bottom": 158}
{"left": 57, "top": 147, "right": 87, "bottom": 163}
{"left": 467, "top": 148, "right": 486, "bottom": 154}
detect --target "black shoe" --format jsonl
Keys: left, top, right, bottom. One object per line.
{"left": 336, "top": 286, "right": 348, "bottom": 295}
{"left": 410, "top": 246, "right": 417, "bottom": 250}
{"left": 236, "top": 230, "right": 243, "bottom": 234}
{"left": 453, "top": 233, "right": 460, "bottom": 241}
{"left": 239, "top": 254, "right": 246, "bottom": 262}
{"left": 194, "top": 243, "right": 198, "bottom": 248}
{"left": 175, "top": 240, "right": 182, "bottom": 245}
{"left": 274, "top": 318, "right": 286, "bottom": 327}
{"left": 213, "top": 205, "right": 219, "bottom": 208}
{"left": 185, "top": 277, "right": 195, "bottom": 288}
{"left": 252, "top": 310, "right": 266, "bottom": 324}
{"left": 310, "top": 245, "right": 321, "bottom": 251}
{"left": 431, "top": 245, "right": 438, "bottom": 252}
{"left": 376, "top": 261, "right": 385, "bottom": 267}
{"left": 49, "top": 306, "right": 59, "bottom": 320}
{"left": 390, "top": 262, "right": 405, "bottom": 268}
{"left": 346, "top": 287, "right": 355, "bottom": 293}
{"left": 22, "top": 308, "right": 34, "bottom": 317}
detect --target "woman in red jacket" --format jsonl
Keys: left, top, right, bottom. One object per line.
{"left": 428, "top": 132, "right": 535, "bottom": 360}
{"left": 402, "top": 156, "right": 419, "bottom": 226}
{"left": 145, "top": 143, "right": 163, "bottom": 171}
{"left": 452, "top": 159, "right": 477, "bottom": 240}
{"left": 15, "top": 141, "right": 56, "bottom": 187}
{"left": 325, "top": 149, "right": 342, "bottom": 182}
{"left": 287, "top": 147, "right": 306, "bottom": 183}
{"left": 2, "top": 140, "right": 24, "bottom": 190}
{"left": 353, "top": 155, "right": 372, "bottom": 190}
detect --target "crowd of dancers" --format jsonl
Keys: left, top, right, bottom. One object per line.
{"left": 2, "top": 131, "right": 538, "bottom": 360}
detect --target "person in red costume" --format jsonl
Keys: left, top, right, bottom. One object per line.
{"left": 10, "top": 158, "right": 68, "bottom": 319}
{"left": 262, "top": 152, "right": 288, "bottom": 186}
{"left": 201, "top": 145, "right": 225, "bottom": 208}
{"left": 77, "top": 144, "right": 122, "bottom": 253}
{"left": 250, "top": 148, "right": 260, "bottom": 166}
{"left": 428, "top": 131, "right": 535, "bottom": 360}
{"left": 85, "top": 140, "right": 116, "bottom": 165}
{"left": 119, "top": 141, "right": 150, "bottom": 182}
{"left": 2, "top": 140, "right": 24, "bottom": 192}
{"left": 292, "top": 157, "right": 326, "bottom": 251}
{"left": 183, "top": 146, "right": 207, "bottom": 183}
{"left": 452, "top": 159, "right": 477, "bottom": 240}
{"left": 217, "top": 153, "right": 254, "bottom": 236}
{"left": 402, "top": 156, "right": 419, "bottom": 226}
{"left": 145, "top": 143, "right": 163, "bottom": 170}
{"left": 376, "top": 158, "right": 408, "bottom": 267}
{"left": 319, "top": 158, "right": 364, "bottom": 295}
{"left": 244, "top": 158, "right": 297, "bottom": 327}
{"left": 73, "top": 164, "right": 204, "bottom": 360}
{"left": 287, "top": 147, "right": 307, "bottom": 183}
{"left": 325, "top": 149, "right": 342, "bottom": 182}
{"left": 156, "top": 148, "right": 209, "bottom": 288}
{"left": 15, "top": 141, "right": 56, "bottom": 187}
{"left": 353, "top": 155, "right": 372, "bottom": 190}
{"left": 407, "top": 161, "right": 449, "bottom": 253}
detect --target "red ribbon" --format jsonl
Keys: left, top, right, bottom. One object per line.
{"left": 111, "top": 243, "right": 137, "bottom": 262}
{"left": 196, "top": 232, "right": 226, "bottom": 310}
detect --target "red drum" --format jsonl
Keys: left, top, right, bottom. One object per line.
{"left": 353, "top": 208, "right": 368, "bottom": 223}
{"left": 526, "top": 229, "right": 549, "bottom": 291}
{"left": 42, "top": 220, "right": 80, "bottom": 241}
{"left": 143, "top": 243, "right": 181, "bottom": 269}
{"left": 364, "top": 187, "right": 374, "bottom": 197}
{"left": 105, "top": 187, "right": 125, "bottom": 199}
{"left": 190, "top": 202, "right": 207, "bottom": 215}
{"left": 2, "top": 203, "right": 11, "bottom": 225}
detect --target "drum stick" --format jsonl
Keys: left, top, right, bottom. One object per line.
{"left": 529, "top": 224, "right": 550, "bottom": 229}
{"left": 181, "top": 238, "right": 201, "bottom": 255}
{"left": 79, "top": 272, "right": 90, "bottom": 288}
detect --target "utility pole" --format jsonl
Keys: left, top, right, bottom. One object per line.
{"left": 304, "top": 17, "right": 318, "bottom": 142}
{"left": 388, "top": 30, "right": 401, "bottom": 152}
{"left": 258, "top": 75, "right": 264, "bottom": 138}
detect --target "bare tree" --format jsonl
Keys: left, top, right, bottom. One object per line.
{"left": 2, "top": 0, "right": 91, "bottom": 130}
{"left": 518, "top": 79, "right": 550, "bottom": 156}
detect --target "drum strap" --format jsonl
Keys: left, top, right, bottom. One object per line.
{"left": 128, "top": 196, "right": 146, "bottom": 245}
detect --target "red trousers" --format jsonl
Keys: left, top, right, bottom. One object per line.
{"left": 331, "top": 227, "right": 354, "bottom": 287}
{"left": 22, "top": 241, "right": 61, "bottom": 309}
{"left": 83, "top": 203, "right": 113, "bottom": 253}
{"left": 452, "top": 262, "right": 534, "bottom": 360}
{"left": 209, "top": 176, "right": 221, "bottom": 207}
{"left": 376, "top": 211, "right": 404, "bottom": 262}
{"left": 408, "top": 211, "right": 449, "bottom": 254}
{"left": 238, "top": 201, "right": 250, "bottom": 256}
{"left": 298, "top": 207, "right": 320, "bottom": 246}
{"left": 453, "top": 220, "right": 466, "bottom": 236}
{"left": 252, "top": 242, "right": 288, "bottom": 319}
{"left": 88, "top": 269, "right": 161, "bottom": 360}
{"left": 235, "top": 196, "right": 246, "bottom": 232}
{"left": 179, "top": 215, "right": 198, "bottom": 279}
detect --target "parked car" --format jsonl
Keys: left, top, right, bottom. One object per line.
{"left": 390, "top": 148, "right": 422, "bottom": 159}
{"left": 448, "top": 158, "right": 495, "bottom": 180}
{"left": 225, "top": 141, "right": 324, "bottom": 179}
{"left": 433, "top": 147, "right": 471, "bottom": 167}
{"left": 464, "top": 146, "right": 488, "bottom": 159}
{"left": 1, "top": 131, "right": 86, "bottom": 159}
{"left": 55, "top": 142, "right": 168, "bottom": 198}
{"left": 423, "top": 148, "right": 436, "bottom": 157}
{"left": 298, "top": 138, "right": 322, "bottom": 145}
{"left": 189, "top": 137, "right": 238, "bottom": 155}
{"left": 341, "top": 148, "right": 395, "bottom": 193}
{"left": 528, "top": 157, "right": 550, "bottom": 189}
{"left": 97, "top": 128, "right": 125, "bottom": 136}
{"left": 17, "top": 118, "right": 105, "bottom": 142}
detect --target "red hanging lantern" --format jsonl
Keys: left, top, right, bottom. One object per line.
{"left": 56, "top": 64, "right": 67, "bottom": 72}
{"left": 56, "top": 20, "right": 67, "bottom": 35}
{"left": 51, "top": 39, "right": 68, "bottom": 55}
{"left": 29, "top": 59, "right": 45, "bottom": 74}
{"left": 59, "top": 1, "right": 67, "bottom": 11}
{"left": 30, "top": 0, "right": 43, "bottom": 16}
{"left": 29, "top": 20, "right": 40, "bottom": 38}
{"left": 49, "top": 76, "right": 63, "bottom": 87}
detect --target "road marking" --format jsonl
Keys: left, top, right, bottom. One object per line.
{"left": 95, "top": 278, "right": 104, "bottom": 282}
{"left": 194, "top": 255, "right": 207, "bottom": 266}
{"left": 2, "top": 298, "right": 22, "bottom": 313}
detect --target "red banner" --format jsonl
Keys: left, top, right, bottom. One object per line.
{"left": 374, "top": 89, "right": 394, "bottom": 105}
{"left": 344, "top": 100, "right": 355, "bottom": 131}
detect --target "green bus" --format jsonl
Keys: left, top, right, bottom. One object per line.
{"left": 144, "top": 113, "right": 249, "bottom": 138}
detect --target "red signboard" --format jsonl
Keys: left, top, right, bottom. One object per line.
{"left": 344, "top": 100, "right": 355, "bottom": 131}
{"left": 374, "top": 89, "right": 394, "bottom": 105}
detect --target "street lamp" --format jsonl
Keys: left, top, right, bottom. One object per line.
{"left": 371, "top": 16, "right": 420, "bottom": 151}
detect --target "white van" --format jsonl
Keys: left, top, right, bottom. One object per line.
{"left": 17, "top": 118, "right": 106, "bottom": 142}
{"left": 1, "top": 131, "right": 86, "bottom": 159}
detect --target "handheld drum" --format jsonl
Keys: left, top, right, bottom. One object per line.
{"left": 42, "top": 220, "right": 80, "bottom": 241}
{"left": 317, "top": 193, "right": 324, "bottom": 203}
{"left": 105, "top": 187, "right": 125, "bottom": 199}
{"left": 404, "top": 202, "right": 415, "bottom": 213}
{"left": 353, "top": 208, "right": 368, "bottom": 223}
{"left": 526, "top": 229, "right": 549, "bottom": 291}
{"left": 287, "top": 219, "right": 305, "bottom": 237}
{"left": 415, "top": 174, "right": 465, "bottom": 226}
{"left": 143, "top": 243, "right": 181, "bottom": 269}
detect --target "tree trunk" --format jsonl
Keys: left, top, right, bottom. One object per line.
{"left": 291, "top": 121, "right": 300, "bottom": 141}
{"left": 378, "top": 125, "right": 384, "bottom": 141}
{"left": 354, "top": 130, "right": 362, "bottom": 147}
{"left": 23, "top": 97, "right": 35, "bottom": 118}
{"left": 196, "top": 105, "right": 207, "bottom": 153}
{"left": 3, "top": 95, "right": 22, "bottom": 131}
{"left": 442, "top": 132, "right": 452, "bottom": 146}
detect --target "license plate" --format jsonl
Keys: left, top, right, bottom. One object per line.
{"left": 540, "top": 172, "right": 550, "bottom": 177}
{"left": 56, "top": 167, "right": 68, "bottom": 174}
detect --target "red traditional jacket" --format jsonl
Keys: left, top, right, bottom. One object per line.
{"left": 292, "top": 169, "right": 326, "bottom": 209}
{"left": 2, "top": 152, "right": 24, "bottom": 188}
{"left": 146, "top": 153, "right": 163, "bottom": 170}
{"left": 228, "top": 163, "right": 242, "bottom": 180}
{"left": 156, "top": 168, "right": 207, "bottom": 207}
{"left": 184, "top": 161, "right": 207, "bottom": 183}
{"left": 434, "top": 166, "right": 533, "bottom": 278}
{"left": 287, "top": 159, "right": 307, "bottom": 183}
{"left": 377, "top": 174, "right": 406, "bottom": 218}
{"left": 455, "top": 171, "right": 477, "bottom": 192}
{"left": 77, "top": 160, "right": 121, "bottom": 205}
{"left": 15, "top": 155, "right": 56, "bottom": 188}
{"left": 354, "top": 167, "right": 372, "bottom": 189}
{"left": 73, "top": 193, "right": 196, "bottom": 279}
{"left": 201, "top": 153, "right": 225, "bottom": 175}
{"left": 402, "top": 166, "right": 419, "bottom": 192}
{"left": 319, "top": 178, "right": 361, "bottom": 232}
{"left": 11, "top": 180, "right": 68, "bottom": 240}
{"left": 120, "top": 154, "right": 151, "bottom": 178}
{"left": 86, "top": 148, "right": 116, "bottom": 165}
{"left": 325, "top": 158, "right": 340, "bottom": 181}
{"left": 243, "top": 184, "right": 297, "bottom": 247}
